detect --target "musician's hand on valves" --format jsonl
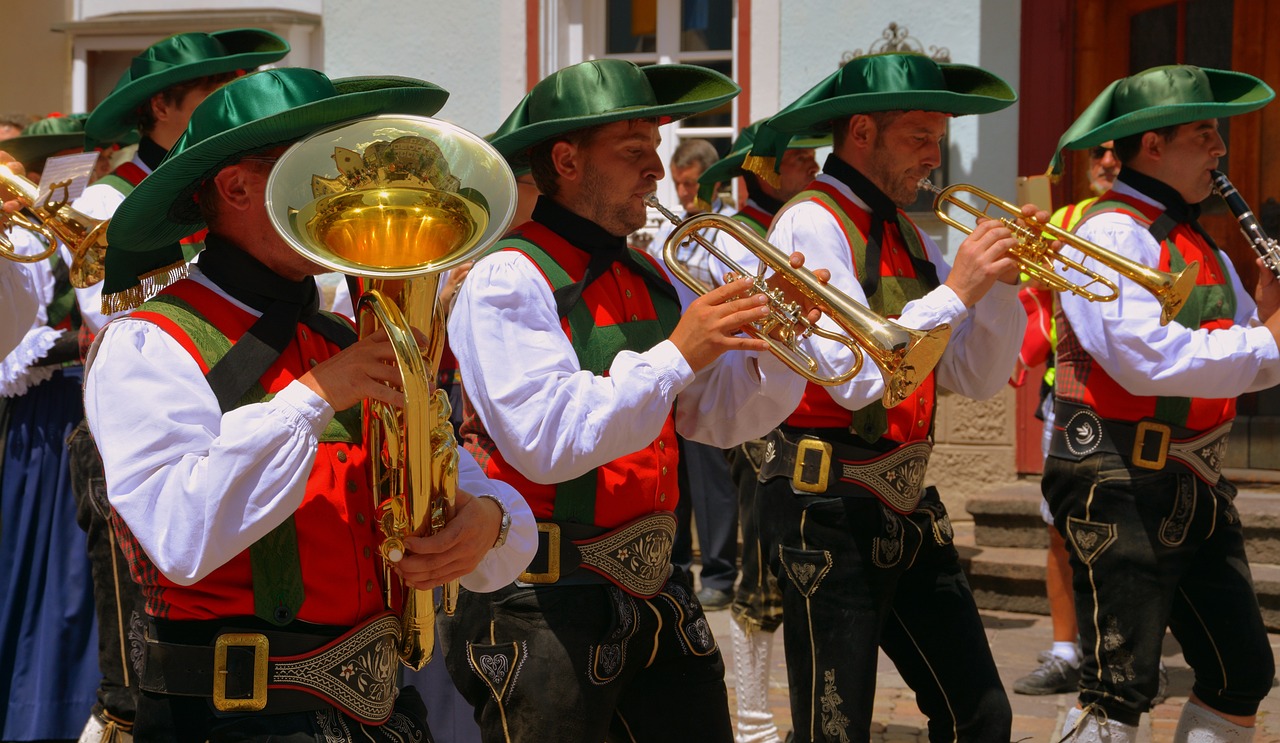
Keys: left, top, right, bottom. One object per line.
{"left": 944, "top": 215, "right": 1023, "bottom": 308}
{"left": 298, "top": 327, "right": 404, "bottom": 411}
{"left": 0, "top": 151, "right": 25, "bottom": 215}
{"left": 393, "top": 490, "right": 504, "bottom": 590}
{"left": 670, "top": 276, "right": 775, "bottom": 372}
{"left": 762, "top": 249, "right": 829, "bottom": 333}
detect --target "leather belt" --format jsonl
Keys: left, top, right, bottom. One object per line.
{"left": 140, "top": 612, "right": 400, "bottom": 724}
{"left": 517, "top": 512, "right": 676, "bottom": 598}
{"left": 758, "top": 427, "right": 933, "bottom": 514}
{"left": 1050, "top": 402, "right": 1232, "bottom": 485}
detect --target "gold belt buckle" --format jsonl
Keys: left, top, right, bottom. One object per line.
{"left": 1132, "top": 421, "right": 1171, "bottom": 470}
{"left": 792, "top": 437, "right": 833, "bottom": 494}
{"left": 518, "top": 523, "right": 562, "bottom": 584}
{"left": 212, "top": 633, "right": 269, "bottom": 712}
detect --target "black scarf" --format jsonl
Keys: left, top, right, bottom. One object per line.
{"left": 1117, "top": 167, "right": 1220, "bottom": 250}
{"left": 530, "top": 196, "right": 680, "bottom": 318}
{"left": 744, "top": 175, "right": 786, "bottom": 216}
{"left": 136, "top": 136, "right": 168, "bottom": 171}
{"left": 822, "top": 154, "right": 938, "bottom": 295}
{"left": 197, "top": 235, "right": 357, "bottom": 412}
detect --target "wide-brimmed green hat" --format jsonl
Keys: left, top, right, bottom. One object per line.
{"left": 489, "top": 58, "right": 739, "bottom": 168}
{"left": 695, "top": 119, "right": 830, "bottom": 207}
{"left": 744, "top": 53, "right": 1014, "bottom": 185}
{"left": 102, "top": 67, "right": 450, "bottom": 311}
{"left": 1047, "top": 64, "right": 1273, "bottom": 175}
{"left": 85, "top": 28, "right": 291, "bottom": 144}
{"left": 5, "top": 114, "right": 89, "bottom": 173}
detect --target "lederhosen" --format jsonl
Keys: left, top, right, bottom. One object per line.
{"left": 442, "top": 218, "right": 734, "bottom": 743}
{"left": 1043, "top": 192, "right": 1274, "bottom": 725}
{"left": 114, "top": 278, "right": 425, "bottom": 741}
{"left": 756, "top": 178, "right": 1010, "bottom": 743}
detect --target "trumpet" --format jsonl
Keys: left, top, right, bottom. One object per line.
{"left": 919, "top": 179, "right": 1198, "bottom": 326}
{"left": 0, "top": 164, "right": 109, "bottom": 285}
{"left": 645, "top": 195, "right": 950, "bottom": 408}
{"left": 1211, "top": 170, "right": 1280, "bottom": 280}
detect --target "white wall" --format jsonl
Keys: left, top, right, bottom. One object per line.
{"left": 321, "top": 0, "right": 528, "bottom": 136}
{"left": 76, "top": 0, "right": 321, "bottom": 16}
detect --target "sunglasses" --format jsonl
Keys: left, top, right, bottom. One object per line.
{"left": 1089, "top": 144, "right": 1114, "bottom": 159}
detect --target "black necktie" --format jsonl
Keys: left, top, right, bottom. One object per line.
{"left": 197, "top": 235, "right": 356, "bottom": 412}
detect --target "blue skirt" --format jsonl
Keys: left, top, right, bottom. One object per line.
{"left": 0, "top": 368, "right": 99, "bottom": 740}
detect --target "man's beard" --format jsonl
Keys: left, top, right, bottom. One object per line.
{"left": 865, "top": 152, "right": 919, "bottom": 207}
{"left": 582, "top": 162, "right": 646, "bottom": 236}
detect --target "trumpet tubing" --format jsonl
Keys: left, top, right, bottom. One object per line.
{"left": 0, "top": 165, "right": 110, "bottom": 285}
{"left": 919, "top": 179, "right": 1198, "bottom": 327}
{"left": 646, "top": 195, "right": 950, "bottom": 408}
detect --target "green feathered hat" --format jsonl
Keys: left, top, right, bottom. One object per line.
{"left": 1047, "top": 64, "right": 1273, "bottom": 175}
{"left": 695, "top": 119, "right": 830, "bottom": 208}
{"left": 744, "top": 52, "right": 1015, "bottom": 186}
{"left": 488, "top": 58, "right": 739, "bottom": 168}
{"left": 101, "top": 67, "right": 450, "bottom": 312}
{"left": 85, "top": 28, "right": 291, "bottom": 144}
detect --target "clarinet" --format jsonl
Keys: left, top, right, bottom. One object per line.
{"left": 1211, "top": 169, "right": 1280, "bottom": 279}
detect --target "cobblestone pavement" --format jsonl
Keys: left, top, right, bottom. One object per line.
{"left": 706, "top": 607, "right": 1280, "bottom": 743}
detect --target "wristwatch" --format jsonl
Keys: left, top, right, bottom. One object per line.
{"left": 475, "top": 493, "right": 511, "bottom": 549}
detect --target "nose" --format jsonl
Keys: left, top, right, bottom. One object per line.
{"left": 1210, "top": 130, "right": 1227, "bottom": 158}
{"left": 922, "top": 140, "right": 942, "bottom": 171}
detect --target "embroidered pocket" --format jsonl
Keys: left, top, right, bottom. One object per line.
{"left": 778, "top": 545, "right": 833, "bottom": 598}
{"left": 466, "top": 641, "right": 525, "bottom": 704}
{"left": 1066, "top": 516, "right": 1117, "bottom": 565}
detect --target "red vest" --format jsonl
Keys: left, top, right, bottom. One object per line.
{"left": 462, "top": 223, "right": 681, "bottom": 529}
{"left": 1055, "top": 193, "right": 1237, "bottom": 431}
{"left": 784, "top": 182, "right": 937, "bottom": 443}
{"left": 120, "top": 279, "right": 385, "bottom": 624}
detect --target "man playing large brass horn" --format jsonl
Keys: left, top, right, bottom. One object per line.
{"left": 1042, "top": 64, "right": 1280, "bottom": 743}
{"left": 82, "top": 68, "right": 535, "bottom": 742}
{"left": 439, "top": 58, "right": 819, "bottom": 742}
{"left": 745, "top": 52, "right": 1041, "bottom": 742}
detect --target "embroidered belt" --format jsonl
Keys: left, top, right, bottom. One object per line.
{"left": 139, "top": 612, "right": 400, "bottom": 724}
{"left": 517, "top": 512, "right": 677, "bottom": 598}
{"left": 1050, "top": 402, "right": 1232, "bottom": 485}
{"left": 758, "top": 427, "right": 933, "bottom": 514}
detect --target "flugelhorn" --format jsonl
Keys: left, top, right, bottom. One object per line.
{"left": 646, "top": 196, "right": 950, "bottom": 408}
{"left": 0, "top": 164, "right": 109, "bottom": 285}
{"left": 920, "top": 179, "right": 1198, "bottom": 326}
{"left": 1211, "top": 170, "right": 1280, "bottom": 280}
{"left": 265, "top": 115, "right": 516, "bottom": 670}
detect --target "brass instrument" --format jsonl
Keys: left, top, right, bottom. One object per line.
{"left": 0, "top": 164, "right": 109, "bottom": 285}
{"left": 265, "top": 116, "right": 516, "bottom": 669}
{"left": 920, "top": 179, "right": 1199, "bottom": 326}
{"left": 646, "top": 196, "right": 951, "bottom": 408}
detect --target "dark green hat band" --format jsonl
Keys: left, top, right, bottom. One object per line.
{"left": 86, "top": 28, "right": 291, "bottom": 143}
{"left": 745, "top": 53, "right": 1014, "bottom": 184}
{"left": 489, "top": 58, "right": 739, "bottom": 168}
{"left": 1048, "top": 64, "right": 1273, "bottom": 175}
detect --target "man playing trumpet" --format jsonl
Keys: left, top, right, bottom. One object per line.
{"left": 746, "top": 51, "right": 1042, "bottom": 742}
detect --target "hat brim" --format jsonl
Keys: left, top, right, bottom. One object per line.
{"left": 491, "top": 64, "right": 739, "bottom": 167}
{"left": 4, "top": 133, "right": 86, "bottom": 173}
{"left": 1057, "top": 69, "right": 1273, "bottom": 152}
{"left": 699, "top": 133, "right": 829, "bottom": 186}
{"left": 767, "top": 64, "right": 1016, "bottom": 135}
{"left": 86, "top": 29, "right": 291, "bottom": 143}
{"left": 106, "top": 77, "right": 450, "bottom": 255}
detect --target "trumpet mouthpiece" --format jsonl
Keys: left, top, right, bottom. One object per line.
{"left": 917, "top": 178, "right": 940, "bottom": 194}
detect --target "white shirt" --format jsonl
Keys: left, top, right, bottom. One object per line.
{"left": 1060, "top": 179, "right": 1280, "bottom": 397}
{"left": 449, "top": 238, "right": 806, "bottom": 485}
{"left": 84, "top": 267, "right": 536, "bottom": 592}
{"left": 0, "top": 258, "right": 39, "bottom": 360}
{"left": 767, "top": 173, "right": 1025, "bottom": 409}
{"left": 0, "top": 227, "right": 62, "bottom": 397}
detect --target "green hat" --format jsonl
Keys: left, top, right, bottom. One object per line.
{"left": 488, "top": 58, "right": 740, "bottom": 168}
{"left": 102, "top": 67, "right": 450, "bottom": 312}
{"left": 4, "top": 114, "right": 89, "bottom": 174}
{"left": 1047, "top": 64, "right": 1273, "bottom": 175}
{"left": 85, "top": 28, "right": 291, "bottom": 144}
{"left": 745, "top": 53, "right": 1014, "bottom": 185}
{"left": 695, "top": 119, "right": 830, "bottom": 207}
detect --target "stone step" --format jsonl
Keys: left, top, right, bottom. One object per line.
{"left": 954, "top": 522, "right": 1280, "bottom": 631}
{"left": 966, "top": 480, "right": 1280, "bottom": 563}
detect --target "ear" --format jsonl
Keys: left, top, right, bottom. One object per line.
{"left": 848, "top": 115, "right": 876, "bottom": 150}
{"left": 150, "top": 92, "right": 173, "bottom": 124}
{"left": 1140, "top": 130, "right": 1165, "bottom": 160}
{"left": 550, "top": 139, "right": 581, "bottom": 183}
{"left": 210, "top": 164, "right": 258, "bottom": 214}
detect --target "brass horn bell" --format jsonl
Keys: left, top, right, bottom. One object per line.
{"left": 265, "top": 115, "right": 517, "bottom": 670}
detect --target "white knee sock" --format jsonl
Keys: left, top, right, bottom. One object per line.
{"left": 730, "top": 618, "right": 782, "bottom": 743}
{"left": 1060, "top": 706, "right": 1139, "bottom": 743}
{"left": 1173, "top": 703, "right": 1256, "bottom": 743}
